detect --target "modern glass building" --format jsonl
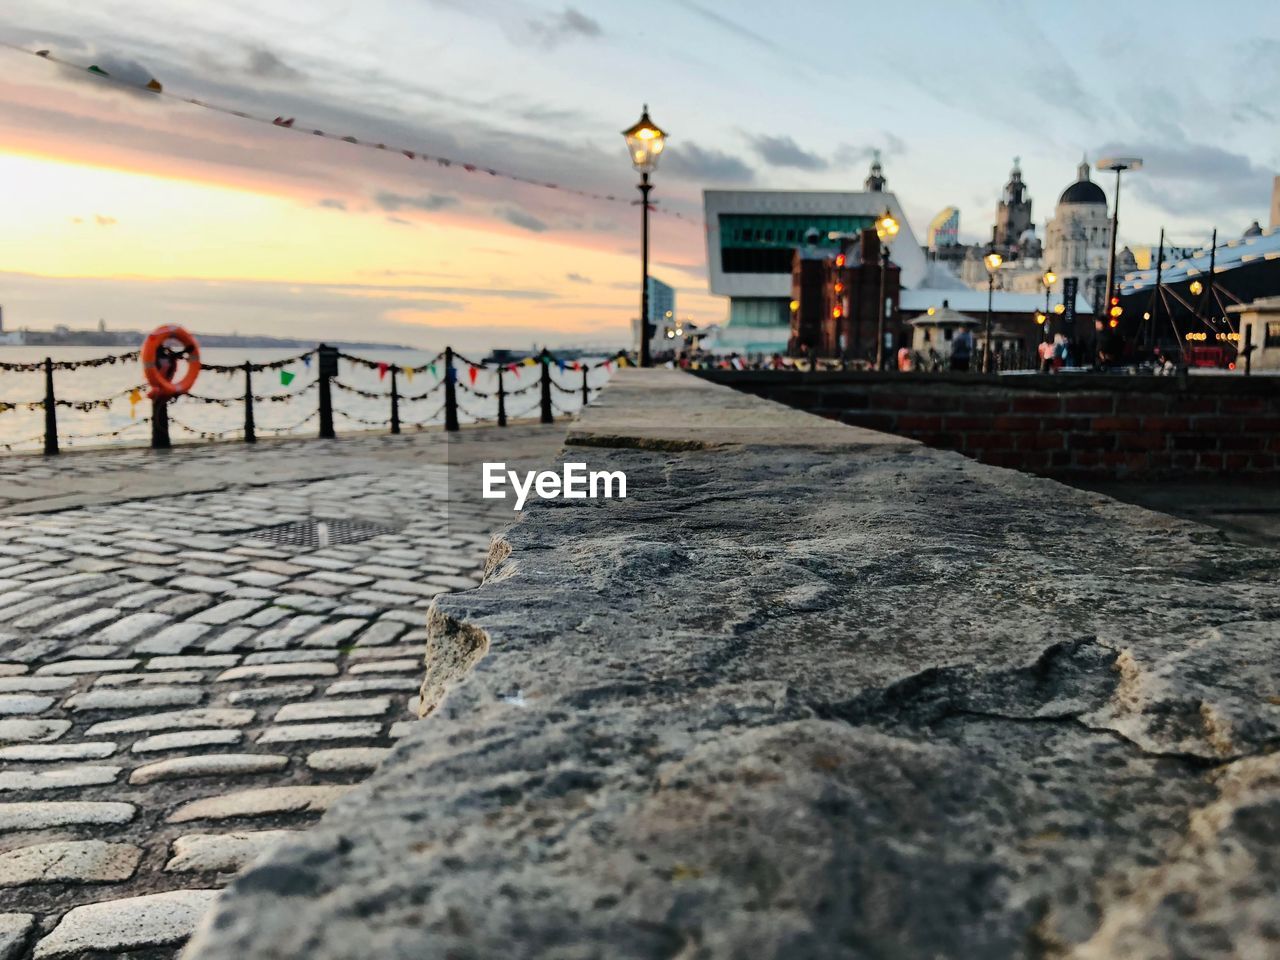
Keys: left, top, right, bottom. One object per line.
{"left": 703, "top": 190, "right": 928, "bottom": 353}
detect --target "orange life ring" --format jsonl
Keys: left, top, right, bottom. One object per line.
{"left": 141, "top": 325, "right": 201, "bottom": 400}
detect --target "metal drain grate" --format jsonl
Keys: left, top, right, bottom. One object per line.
{"left": 247, "top": 517, "right": 397, "bottom": 550}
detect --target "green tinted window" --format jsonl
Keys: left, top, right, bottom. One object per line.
{"left": 720, "top": 214, "right": 874, "bottom": 250}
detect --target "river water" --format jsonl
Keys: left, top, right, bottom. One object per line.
{"left": 0, "top": 346, "right": 611, "bottom": 453}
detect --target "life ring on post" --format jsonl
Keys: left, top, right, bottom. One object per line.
{"left": 141, "top": 325, "right": 201, "bottom": 400}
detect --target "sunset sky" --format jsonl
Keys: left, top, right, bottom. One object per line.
{"left": 1, "top": 1, "right": 1277, "bottom": 349}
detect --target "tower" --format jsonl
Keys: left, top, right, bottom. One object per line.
{"left": 993, "top": 157, "right": 1032, "bottom": 252}
{"left": 865, "top": 151, "right": 886, "bottom": 192}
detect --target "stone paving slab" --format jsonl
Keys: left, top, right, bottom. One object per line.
{"left": 0, "top": 425, "right": 567, "bottom": 958}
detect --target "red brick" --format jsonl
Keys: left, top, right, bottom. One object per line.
{"left": 1142, "top": 416, "right": 1189, "bottom": 432}
{"left": 902, "top": 394, "right": 956, "bottom": 412}
{"left": 841, "top": 413, "right": 895, "bottom": 432}
{"left": 991, "top": 415, "right": 1040, "bottom": 432}
{"left": 1010, "top": 395, "right": 1060, "bottom": 414}
{"left": 963, "top": 432, "right": 1013, "bottom": 450}
{"left": 1172, "top": 434, "right": 1217, "bottom": 451}
{"left": 1242, "top": 416, "right": 1280, "bottom": 432}
{"left": 1223, "top": 453, "right": 1249, "bottom": 471}
{"left": 958, "top": 397, "right": 1012, "bottom": 415}
{"left": 1067, "top": 433, "right": 1115, "bottom": 450}
{"left": 1119, "top": 396, "right": 1172, "bottom": 415}
{"left": 1062, "top": 395, "right": 1114, "bottom": 414}
{"left": 1113, "top": 432, "right": 1166, "bottom": 451}
{"left": 1218, "top": 435, "right": 1265, "bottom": 452}
{"left": 1170, "top": 396, "right": 1219, "bottom": 415}
{"left": 1015, "top": 433, "right": 1066, "bottom": 451}
{"left": 1194, "top": 417, "right": 1242, "bottom": 434}
{"left": 942, "top": 415, "right": 989, "bottom": 431}
{"left": 1219, "top": 396, "right": 1266, "bottom": 414}
{"left": 1091, "top": 416, "right": 1142, "bottom": 431}
{"left": 896, "top": 414, "right": 945, "bottom": 432}
{"left": 1248, "top": 453, "right": 1276, "bottom": 470}
{"left": 1198, "top": 453, "right": 1223, "bottom": 470}
{"left": 1072, "top": 450, "right": 1103, "bottom": 467}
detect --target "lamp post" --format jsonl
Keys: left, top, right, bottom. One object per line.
{"left": 622, "top": 105, "right": 667, "bottom": 369}
{"left": 874, "top": 211, "right": 899, "bottom": 370}
{"left": 1097, "top": 156, "right": 1143, "bottom": 360}
{"left": 1041, "top": 269, "right": 1056, "bottom": 341}
{"left": 983, "top": 250, "right": 1003, "bottom": 373}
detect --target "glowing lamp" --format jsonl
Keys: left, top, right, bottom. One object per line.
{"left": 1189, "top": 280, "right": 1204, "bottom": 296}
{"left": 984, "top": 252, "right": 1003, "bottom": 273}
{"left": 622, "top": 106, "right": 667, "bottom": 174}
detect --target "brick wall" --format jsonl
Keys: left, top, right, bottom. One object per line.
{"left": 697, "top": 371, "right": 1280, "bottom": 480}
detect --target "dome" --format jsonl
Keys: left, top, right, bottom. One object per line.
{"left": 1059, "top": 179, "right": 1106, "bottom": 205}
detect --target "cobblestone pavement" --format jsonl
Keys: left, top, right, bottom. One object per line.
{"left": 0, "top": 426, "right": 561, "bottom": 959}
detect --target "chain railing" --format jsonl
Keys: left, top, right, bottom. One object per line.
{"left": 0, "top": 344, "right": 626, "bottom": 455}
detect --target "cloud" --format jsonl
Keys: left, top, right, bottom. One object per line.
{"left": 245, "top": 46, "right": 303, "bottom": 81}
{"left": 385, "top": 215, "right": 414, "bottom": 226}
{"left": 527, "top": 6, "right": 603, "bottom": 48}
{"left": 1092, "top": 138, "right": 1273, "bottom": 218}
{"left": 565, "top": 272, "right": 591, "bottom": 284}
{"left": 374, "top": 191, "right": 458, "bottom": 212}
{"left": 94, "top": 214, "right": 117, "bottom": 226}
{"left": 497, "top": 206, "right": 549, "bottom": 232}
{"left": 316, "top": 198, "right": 347, "bottom": 210}
{"left": 750, "top": 134, "right": 826, "bottom": 171}
{"left": 663, "top": 142, "right": 754, "bottom": 183}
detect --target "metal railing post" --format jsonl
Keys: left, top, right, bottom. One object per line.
{"left": 390, "top": 366, "right": 401, "bottom": 434}
{"left": 42, "top": 357, "right": 58, "bottom": 456}
{"left": 581, "top": 365, "right": 590, "bottom": 406}
{"left": 317, "top": 344, "right": 337, "bottom": 439}
{"left": 242, "top": 361, "right": 256, "bottom": 443}
{"left": 151, "top": 397, "right": 171, "bottom": 449}
{"left": 496, "top": 366, "right": 507, "bottom": 427}
{"left": 539, "top": 349, "right": 553, "bottom": 424}
{"left": 443, "top": 347, "right": 459, "bottom": 432}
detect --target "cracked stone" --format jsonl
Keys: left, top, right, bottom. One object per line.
{"left": 306, "top": 747, "right": 391, "bottom": 772}
{"left": 87, "top": 707, "right": 254, "bottom": 737}
{"left": 0, "top": 801, "right": 135, "bottom": 830}
{"left": 33, "top": 889, "right": 217, "bottom": 957}
{"left": 0, "top": 840, "right": 142, "bottom": 886}
{"left": 256, "top": 721, "right": 382, "bottom": 744}
{"left": 167, "top": 785, "right": 352, "bottom": 823}
{"left": 132, "top": 729, "right": 243, "bottom": 753}
{"left": 273, "top": 698, "right": 390, "bottom": 722}
{"left": 0, "top": 742, "right": 117, "bottom": 762}
{"left": 217, "top": 662, "right": 338, "bottom": 681}
{"left": 0, "top": 766, "right": 121, "bottom": 791}
{"left": 0, "top": 719, "right": 71, "bottom": 743}
{"left": 165, "top": 831, "right": 298, "bottom": 873}
{"left": 130, "top": 753, "right": 289, "bottom": 785}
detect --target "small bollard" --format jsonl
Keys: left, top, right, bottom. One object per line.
{"left": 242, "top": 361, "right": 256, "bottom": 444}
{"left": 443, "top": 346, "right": 459, "bottom": 432}
{"left": 151, "top": 397, "right": 171, "bottom": 449}
{"left": 581, "top": 365, "right": 590, "bottom": 407}
{"left": 539, "top": 349, "right": 553, "bottom": 424}
{"left": 42, "top": 357, "right": 59, "bottom": 456}
{"left": 317, "top": 344, "right": 338, "bottom": 439}
{"left": 389, "top": 366, "right": 401, "bottom": 435}
{"left": 496, "top": 366, "right": 507, "bottom": 427}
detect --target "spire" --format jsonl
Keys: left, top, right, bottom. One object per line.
{"left": 865, "top": 149, "right": 886, "bottom": 192}
{"left": 1077, "top": 154, "right": 1090, "bottom": 181}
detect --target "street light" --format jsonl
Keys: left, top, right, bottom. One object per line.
{"left": 1041, "top": 268, "right": 1056, "bottom": 341}
{"left": 1189, "top": 279, "right": 1204, "bottom": 296}
{"left": 1097, "top": 156, "right": 1143, "bottom": 362}
{"left": 874, "top": 211, "right": 899, "bottom": 370}
{"left": 622, "top": 105, "right": 667, "bottom": 368}
{"left": 983, "top": 251, "right": 1003, "bottom": 373}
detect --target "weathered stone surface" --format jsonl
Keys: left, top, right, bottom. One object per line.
{"left": 0, "top": 801, "right": 134, "bottom": 831}
{"left": 305, "top": 747, "right": 390, "bottom": 772}
{"left": 273, "top": 698, "right": 389, "bottom": 722}
{"left": 0, "top": 742, "right": 116, "bottom": 762}
{"left": 0, "top": 840, "right": 142, "bottom": 886}
{"left": 167, "top": 785, "right": 351, "bottom": 823}
{"left": 0, "top": 913, "right": 34, "bottom": 960}
{"left": 216, "top": 662, "right": 338, "bottom": 681}
{"left": 256, "top": 721, "right": 382, "bottom": 744}
{"left": 0, "top": 765, "right": 121, "bottom": 791}
{"left": 87, "top": 707, "right": 254, "bottom": 737}
{"left": 64, "top": 686, "right": 203, "bottom": 711}
{"left": 132, "top": 729, "right": 242, "bottom": 753}
{"left": 0, "top": 695, "right": 54, "bottom": 715}
{"left": 165, "top": 831, "right": 297, "bottom": 873}
{"left": 129, "top": 753, "right": 288, "bottom": 785}
{"left": 185, "top": 372, "right": 1280, "bottom": 960}
{"left": 33, "top": 888, "right": 217, "bottom": 957}
{"left": 0, "top": 719, "right": 70, "bottom": 744}
{"left": 226, "top": 684, "right": 314, "bottom": 705}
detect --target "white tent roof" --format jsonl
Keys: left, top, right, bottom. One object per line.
{"left": 1119, "top": 226, "right": 1280, "bottom": 294}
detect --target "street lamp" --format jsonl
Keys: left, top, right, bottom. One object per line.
{"left": 1097, "top": 156, "right": 1143, "bottom": 357}
{"left": 983, "top": 251, "right": 1003, "bottom": 373}
{"left": 623, "top": 105, "right": 667, "bottom": 368}
{"left": 1041, "top": 268, "right": 1056, "bottom": 341}
{"left": 875, "top": 211, "right": 899, "bottom": 370}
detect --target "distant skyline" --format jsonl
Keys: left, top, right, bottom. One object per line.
{"left": 1, "top": 1, "right": 1278, "bottom": 347}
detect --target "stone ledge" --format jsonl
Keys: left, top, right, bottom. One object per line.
{"left": 184, "top": 369, "right": 1280, "bottom": 960}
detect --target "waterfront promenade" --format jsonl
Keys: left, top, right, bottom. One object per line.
{"left": 0, "top": 425, "right": 562, "bottom": 959}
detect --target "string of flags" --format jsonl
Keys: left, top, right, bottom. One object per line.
{"left": 0, "top": 351, "right": 138, "bottom": 373}
{"left": 7, "top": 43, "right": 702, "bottom": 226}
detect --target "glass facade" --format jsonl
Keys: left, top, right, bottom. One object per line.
{"left": 729, "top": 298, "right": 789, "bottom": 328}
{"left": 719, "top": 214, "right": 874, "bottom": 273}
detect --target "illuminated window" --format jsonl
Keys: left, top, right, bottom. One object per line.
{"left": 1266, "top": 321, "right": 1280, "bottom": 348}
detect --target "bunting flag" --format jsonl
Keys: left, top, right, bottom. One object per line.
{"left": 522, "top": 357, "right": 537, "bottom": 367}
{"left": 5, "top": 42, "right": 702, "bottom": 226}
{"left": 556, "top": 359, "right": 566, "bottom": 372}
{"left": 427, "top": 363, "right": 437, "bottom": 379}
{"left": 377, "top": 362, "right": 389, "bottom": 380}
{"left": 403, "top": 366, "right": 414, "bottom": 382}
{"left": 302, "top": 355, "right": 312, "bottom": 369}
{"left": 280, "top": 370, "right": 296, "bottom": 386}
{"left": 509, "top": 364, "right": 520, "bottom": 377}
{"left": 604, "top": 360, "right": 613, "bottom": 371}
{"left": 468, "top": 366, "right": 478, "bottom": 385}
{"left": 570, "top": 361, "right": 581, "bottom": 371}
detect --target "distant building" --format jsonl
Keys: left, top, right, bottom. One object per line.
{"left": 1043, "top": 157, "right": 1113, "bottom": 306}
{"left": 1271, "top": 176, "right": 1280, "bottom": 231}
{"left": 927, "top": 207, "right": 960, "bottom": 251}
{"left": 1229, "top": 296, "right": 1280, "bottom": 370}
{"left": 646, "top": 277, "right": 675, "bottom": 328}
{"left": 703, "top": 159, "right": 927, "bottom": 354}
{"left": 993, "top": 158, "right": 1036, "bottom": 257}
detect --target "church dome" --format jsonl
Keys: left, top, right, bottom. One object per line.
{"left": 1058, "top": 157, "right": 1106, "bottom": 206}
{"left": 1059, "top": 179, "right": 1106, "bottom": 205}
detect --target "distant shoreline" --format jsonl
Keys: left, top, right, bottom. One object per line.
{"left": 0, "top": 331, "right": 416, "bottom": 351}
